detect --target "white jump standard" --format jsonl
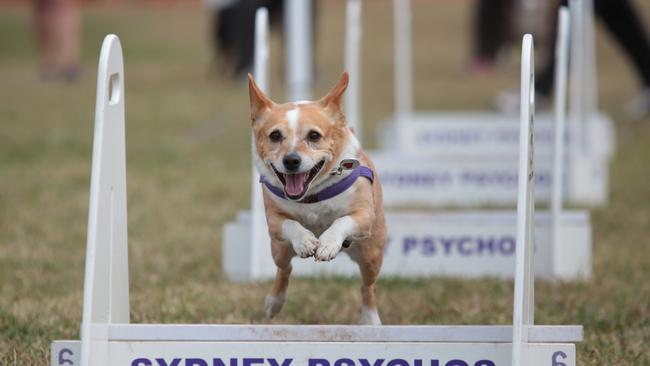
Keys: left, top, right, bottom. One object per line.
{"left": 50, "top": 35, "right": 582, "bottom": 366}
{"left": 378, "top": 0, "right": 613, "bottom": 207}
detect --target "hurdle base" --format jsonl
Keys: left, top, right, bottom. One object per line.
{"left": 223, "top": 210, "right": 591, "bottom": 282}
{"left": 371, "top": 150, "right": 608, "bottom": 207}
{"left": 374, "top": 111, "right": 613, "bottom": 207}
{"left": 51, "top": 324, "right": 581, "bottom": 366}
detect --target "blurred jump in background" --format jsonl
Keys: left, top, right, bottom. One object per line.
{"left": 472, "top": 0, "right": 650, "bottom": 118}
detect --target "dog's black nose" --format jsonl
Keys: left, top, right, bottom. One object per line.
{"left": 283, "top": 153, "right": 301, "bottom": 172}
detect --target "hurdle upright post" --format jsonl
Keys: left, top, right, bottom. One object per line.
{"left": 253, "top": 8, "right": 269, "bottom": 93}
{"left": 393, "top": 0, "right": 412, "bottom": 148}
{"left": 79, "top": 34, "right": 129, "bottom": 366}
{"left": 551, "top": 7, "right": 570, "bottom": 279}
{"left": 512, "top": 34, "right": 535, "bottom": 366}
{"left": 344, "top": 0, "right": 362, "bottom": 140}
{"left": 285, "top": 0, "right": 312, "bottom": 100}
{"left": 249, "top": 8, "right": 272, "bottom": 281}
{"left": 568, "top": 0, "right": 585, "bottom": 154}
{"left": 582, "top": 0, "right": 598, "bottom": 149}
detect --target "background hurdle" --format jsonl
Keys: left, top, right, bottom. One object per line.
{"left": 223, "top": 3, "right": 591, "bottom": 282}
{"left": 51, "top": 33, "right": 581, "bottom": 366}
{"left": 374, "top": 0, "right": 613, "bottom": 207}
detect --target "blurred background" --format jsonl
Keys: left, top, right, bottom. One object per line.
{"left": 1, "top": 0, "right": 649, "bottom": 364}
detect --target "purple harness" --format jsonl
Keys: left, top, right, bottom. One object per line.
{"left": 260, "top": 165, "right": 374, "bottom": 204}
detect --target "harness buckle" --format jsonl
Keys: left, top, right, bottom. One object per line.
{"left": 330, "top": 158, "right": 360, "bottom": 175}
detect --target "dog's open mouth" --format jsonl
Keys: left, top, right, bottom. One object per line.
{"left": 272, "top": 160, "right": 325, "bottom": 200}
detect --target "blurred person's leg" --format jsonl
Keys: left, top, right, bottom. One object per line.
{"left": 57, "top": 0, "right": 81, "bottom": 81}
{"left": 471, "top": 0, "right": 513, "bottom": 76}
{"left": 212, "top": 0, "right": 262, "bottom": 79}
{"left": 211, "top": 0, "right": 317, "bottom": 80}
{"left": 494, "top": 0, "right": 555, "bottom": 114}
{"left": 535, "top": 0, "right": 650, "bottom": 118}
{"left": 33, "top": 0, "right": 81, "bottom": 81}
{"left": 535, "top": 0, "right": 566, "bottom": 98}
{"left": 594, "top": 0, "right": 650, "bottom": 118}
{"left": 214, "top": 0, "right": 239, "bottom": 64}
{"left": 34, "top": 0, "right": 57, "bottom": 79}
{"left": 535, "top": 59, "right": 555, "bottom": 99}
{"left": 234, "top": 0, "right": 257, "bottom": 78}
{"left": 232, "top": 0, "right": 316, "bottom": 80}
{"left": 595, "top": 0, "right": 650, "bottom": 90}
{"left": 266, "top": 0, "right": 284, "bottom": 26}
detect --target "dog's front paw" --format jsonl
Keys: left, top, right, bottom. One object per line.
{"left": 315, "top": 231, "right": 343, "bottom": 261}
{"left": 291, "top": 233, "right": 320, "bottom": 258}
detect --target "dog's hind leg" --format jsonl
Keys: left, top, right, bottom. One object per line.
{"left": 350, "top": 243, "right": 383, "bottom": 325}
{"left": 265, "top": 240, "right": 293, "bottom": 319}
{"left": 359, "top": 272, "right": 381, "bottom": 325}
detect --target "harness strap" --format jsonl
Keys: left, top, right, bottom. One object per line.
{"left": 260, "top": 165, "right": 374, "bottom": 204}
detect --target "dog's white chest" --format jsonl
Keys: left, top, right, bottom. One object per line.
{"left": 272, "top": 187, "right": 356, "bottom": 237}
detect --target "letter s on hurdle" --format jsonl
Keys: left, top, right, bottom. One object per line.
{"left": 131, "top": 358, "right": 152, "bottom": 366}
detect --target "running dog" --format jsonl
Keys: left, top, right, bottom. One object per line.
{"left": 248, "top": 72, "right": 386, "bottom": 325}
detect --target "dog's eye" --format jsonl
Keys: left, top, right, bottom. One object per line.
{"left": 307, "top": 130, "right": 322, "bottom": 142}
{"left": 269, "top": 130, "right": 283, "bottom": 142}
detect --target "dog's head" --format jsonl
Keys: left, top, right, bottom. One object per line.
{"left": 248, "top": 72, "right": 355, "bottom": 201}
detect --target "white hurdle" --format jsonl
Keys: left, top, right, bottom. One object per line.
{"left": 78, "top": 34, "right": 130, "bottom": 366}
{"left": 285, "top": 0, "right": 312, "bottom": 100}
{"left": 51, "top": 33, "right": 581, "bottom": 366}
{"left": 512, "top": 34, "right": 536, "bottom": 366}
{"left": 569, "top": 0, "right": 599, "bottom": 154}
{"left": 378, "top": 0, "right": 613, "bottom": 207}
{"left": 222, "top": 4, "right": 591, "bottom": 282}
{"left": 247, "top": 8, "right": 272, "bottom": 281}
{"left": 393, "top": 0, "right": 412, "bottom": 148}
{"left": 344, "top": 0, "right": 362, "bottom": 137}
{"left": 550, "top": 8, "right": 571, "bottom": 277}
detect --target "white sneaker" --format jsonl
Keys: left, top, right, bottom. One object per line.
{"left": 624, "top": 89, "right": 650, "bottom": 120}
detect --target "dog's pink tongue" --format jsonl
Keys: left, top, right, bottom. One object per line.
{"left": 284, "top": 173, "right": 309, "bottom": 196}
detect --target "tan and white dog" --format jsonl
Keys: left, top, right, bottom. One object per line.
{"left": 248, "top": 72, "right": 386, "bottom": 325}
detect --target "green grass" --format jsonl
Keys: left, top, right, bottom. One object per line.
{"left": 1, "top": 1, "right": 649, "bottom": 365}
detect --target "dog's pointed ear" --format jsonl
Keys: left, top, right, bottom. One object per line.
{"left": 318, "top": 72, "right": 349, "bottom": 115}
{"left": 248, "top": 73, "right": 274, "bottom": 124}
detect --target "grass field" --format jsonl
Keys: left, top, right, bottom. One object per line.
{"left": 1, "top": 1, "right": 649, "bottom": 364}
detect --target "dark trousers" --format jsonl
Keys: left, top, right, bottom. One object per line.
{"left": 212, "top": 0, "right": 317, "bottom": 78}
{"left": 213, "top": 0, "right": 285, "bottom": 77}
{"left": 537, "top": 0, "right": 650, "bottom": 96}
{"left": 473, "top": 0, "right": 514, "bottom": 62}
